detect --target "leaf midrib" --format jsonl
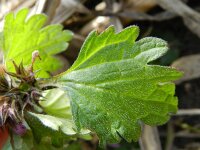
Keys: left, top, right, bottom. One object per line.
{"left": 62, "top": 78, "right": 176, "bottom": 104}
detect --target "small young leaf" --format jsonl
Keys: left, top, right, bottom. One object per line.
{"left": 55, "top": 26, "right": 183, "bottom": 145}
{"left": 40, "top": 88, "right": 72, "bottom": 119}
{"left": 2, "top": 8, "right": 73, "bottom": 77}
{"left": 25, "top": 112, "right": 90, "bottom": 146}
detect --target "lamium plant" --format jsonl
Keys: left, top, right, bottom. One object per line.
{"left": 0, "top": 8, "right": 182, "bottom": 149}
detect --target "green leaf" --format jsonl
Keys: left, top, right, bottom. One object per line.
{"left": 68, "top": 26, "right": 139, "bottom": 72}
{"left": 0, "top": 32, "right": 3, "bottom": 50}
{"left": 3, "top": 132, "right": 36, "bottom": 150}
{"left": 25, "top": 112, "right": 90, "bottom": 146}
{"left": 55, "top": 26, "right": 183, "bottom": 145}
{"left": 3, "top": 131, "right": 70, "bottom": 150}
{"left": 39, "top": 89, "right": 92, "bottom": 142}
{"left": 2, "top": 8, "right": 73, "bottom": 77}
{"left": 40, "top": 88, "right": 72, "bottom": 119}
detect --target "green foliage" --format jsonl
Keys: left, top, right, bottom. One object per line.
{"left": 55, "top": 26, "right": 183, "bottom": 145}
{"left": 24, "top": 89, "right": 90, "bottom": 146}
{"left": 25, "top": 112, "right": 90, "bottom": 146}
{"left": 67, "top": 25, "right": 138, "bottom": 72}
{"left": 2, "top": 8, "right": 73, "bottom": 77}
{"left": 0, "top": 8, "right": 182, "bottom": 148}
{"left": 40, "top": 89, "right": 72, "bottom": 119}
{"left": 0, "top": 32, "right": 3, "bottom": 50}
{"left": 3, "top": 131, "right": 74, "bottom": 150}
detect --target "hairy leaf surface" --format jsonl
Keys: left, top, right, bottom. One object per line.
{"left": 2, "top": 8, "right": 73, "bottom": 77}
{"left": 56, "top": 26, "right": 182, "bottom": 144}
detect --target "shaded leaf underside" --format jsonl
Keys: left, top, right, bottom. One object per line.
{"left": 25, "top": 112, "right": 90, "bottom": 146}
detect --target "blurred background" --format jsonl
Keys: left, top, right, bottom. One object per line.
{"left": 1, "top": 0, "right": 200, "bottom": 150}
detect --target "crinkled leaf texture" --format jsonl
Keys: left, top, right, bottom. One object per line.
{"left": 55, "top": 26, "right": 183, "bottom": 145}
{"left": 2, "top": 8, "right": 73, "bottom": 77}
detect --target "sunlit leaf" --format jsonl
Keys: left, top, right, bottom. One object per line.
{"left": 55, "top": 26, "right": 182, "bottom": 145}
{"left": 2, "top": 8, "right": 73, "bottom": 77}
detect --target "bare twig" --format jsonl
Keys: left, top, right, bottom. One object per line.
{"left": 155, "top": 0, "right": 200, "bottom": 38}
{"left": 176, "top": 131, "right": 200, "bottom": 138}
{"left": 105, "top": 0, "right": 123, "bottom": 32}
{"left": 92, "top": 9, "right": 177, "bottom": 22}
{"left": 119, "top": 11, "right": 176, "bottom": 21}
{"left": 51, "top": 0, "right": 89, "bottom": 24}
{"left": 165, "top": 122, "right": 175, "bottom": 150}
{"left": 176, "top": 109, "right": 200, "bottom": 116}
{"left": 160, "top": 131, "right": 200, "bottom": 138}
{"left": 140, "top": 125, "right": 162, "bottom": 150}
{"left": 34, "top": 0, "right": 60, "bottom": 24}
